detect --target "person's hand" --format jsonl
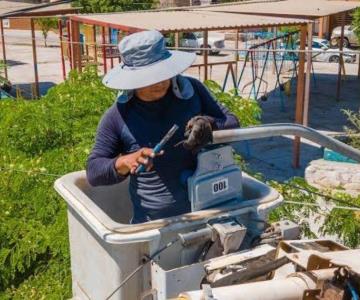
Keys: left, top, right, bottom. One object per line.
{"left": 115, "top": 148, "right": 163, "bottom": 175}
{"left": 183, "top": 116, "right": 214, "bottom": 151}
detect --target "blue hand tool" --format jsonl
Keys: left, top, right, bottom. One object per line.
{"left": 135, "top": 124, "right": 179, "bottom": 174}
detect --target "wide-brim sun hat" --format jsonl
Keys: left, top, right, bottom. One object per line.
{"left": 103, "top": 30, "right": 196, "bottom": 90}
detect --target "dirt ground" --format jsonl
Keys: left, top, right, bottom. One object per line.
{"left": 2, "top": 29, "right": 360, "bottom": 181}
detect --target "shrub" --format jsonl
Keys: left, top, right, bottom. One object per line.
{"left": 343, "top": 109, "right": 360, "bottom": 150}
{"left": 0, "top": 66, "right": 115, "bottom": 297}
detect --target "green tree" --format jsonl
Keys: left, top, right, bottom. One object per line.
{"left": 352, "top": 8, "right": 360, "bottom": 42}
{"left": 35, "top": 17, "right": 58, "bottom": 47}
{"left": 74, "top": 0, "right": 158, "bottom": 13}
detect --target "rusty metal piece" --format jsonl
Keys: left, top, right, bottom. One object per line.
{"left": 320, "top": 282, "right": 345, "bottom": 300}
{"left": 303, "top": 289, "right": 321, "bottom": 300}
{"left": 307, "top": 255, "right": 333, "bottom": 271}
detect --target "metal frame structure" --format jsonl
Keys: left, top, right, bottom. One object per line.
{"left": 68, "top": 10, "right": 313, "bottom": 168}
{"left": 0, "top": 1, "right": 79, "bottom": 98}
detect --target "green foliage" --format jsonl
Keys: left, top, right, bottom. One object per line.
{"left": 0, "top": 66, "right": 115, "bottom": 297}
{"left": 343, "top": 109, "right": 360, "bottom": 150}
{"left": 35, "top": 18, "right": 58, "bottom": 47}
{"left": 268, "top": 178, "right": 360, "bottom": 248}
{"left": 74, "top": 0, "right": 158, "bottom": 13}
{"left": 352, "top": 8, "right": 360, "bottom": 42}
{"left": 204, "top": 80, "right": 262, "bottom": 127}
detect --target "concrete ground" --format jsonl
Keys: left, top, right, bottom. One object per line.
{"left": 2, "top": 29, "right": 360, "bottom": 182}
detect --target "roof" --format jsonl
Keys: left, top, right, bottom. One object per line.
{"left": 0, "top": 1, "right": 78, "bottom": 18}
{"left": 196, "top": 0, "right": 360, "bottom": 19}
{"left": 0, "top": 1, "right": 34, "bottom": 16}
{"left": 71, "top": 10, "right": 311, "bottom": 32}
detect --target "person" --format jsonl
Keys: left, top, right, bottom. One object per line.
{"left": 87, "top": 30, "right": 240, "bottom": 223}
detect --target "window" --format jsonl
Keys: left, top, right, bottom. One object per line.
{"left": 312, "top": 42, "right": 321, "bottom": 49}
{"left": 183, "top": 32, "right": 197, "bottom": 40}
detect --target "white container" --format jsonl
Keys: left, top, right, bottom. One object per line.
{"left": 54, "top": 170, "right": 282, "bottom": 300}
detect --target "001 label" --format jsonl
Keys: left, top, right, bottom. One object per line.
{"left": 212, "top": 178, "right": 229, "bottom": 194}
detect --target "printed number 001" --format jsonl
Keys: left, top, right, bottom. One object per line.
{"left": 212, "top": 178, "right": 228, "bottom": 194}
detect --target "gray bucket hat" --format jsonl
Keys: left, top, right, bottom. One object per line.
{"left": 102, "top": 30, "right": 196, "bottom": 90}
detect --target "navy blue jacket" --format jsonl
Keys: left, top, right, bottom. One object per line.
{"left": 86, "top": 77, "right": 239, "bottom": 223}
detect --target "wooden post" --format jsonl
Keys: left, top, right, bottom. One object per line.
{"left": 336, "top": 13, "right": 345, "bottom": 101}
{"left": 58, "top": 19, "right": 66, "bottom": 80}
{"left": 303, "top": 22, "right": 313, "bottom": 126}
{"left": 0, "top": 18, "right": 8, "bottom": 79}
{"left": 102, "top": 26, "right": 107, "bottom": 74}
{"left": 73, "top": 20, "right": 82, "bottom": 72}
{"left": 175, "top": 32, "right": 180, "bottom": 49}
{"left": 66, "top": 20, "right": 73, "bottom": 69}
{"left": 30, "top": 18, "right": 39, "bottom": 98}
{"left": 203, "top": 30, "right": 208, "bottom": 81}
{"left": 70, "top": 19, "right": 81, "bottom": 71}
{"left": 292, "top": 25, "right": 307, "bottom": 168}
{"left": 318, "top": 17, "right": 324, "bottom": 38}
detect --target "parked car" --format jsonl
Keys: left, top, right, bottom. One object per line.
{"left": 295, "top": 38, "right": 357, "bottom": 63}
{"left": 0, "top": 75, "right": 11, "bottom": 93}
{"left": 165, "top": 32, "right": 225, "bottom": 55}
{"left": 330, "top": 25, "right": 359, "bottom": 48}
{"left": 0, "top": 89, "right": 13, "bottom": 100}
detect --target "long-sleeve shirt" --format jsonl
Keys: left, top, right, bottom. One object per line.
{"left": 87, "top": 76, "right": 239, "bottom": 223}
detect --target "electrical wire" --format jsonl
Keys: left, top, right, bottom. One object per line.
{"left": 347, "top": 281, "right": 360, "bottom": 300}
{"left": 105, "top": 238, "right": 179, "bottom": 300}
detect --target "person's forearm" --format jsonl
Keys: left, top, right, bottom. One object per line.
{"left": 86, "top": 157, "right": 127, "bottom": 186}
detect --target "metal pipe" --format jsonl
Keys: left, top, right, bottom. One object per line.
{"left": 66, "top": 20, "right": 73, "bottom": 69}
{"left": 179, "top": 272, "right": 316, "bottom": 300}
{"left": 212, "top": 123, "right": 360, "bottom": 163}
{"left": 102, "top": 26, "right": 107, "bottom": 74}
{"left": 336, "top": 13, "right": 346, "bottom": 101}
{"left": 0, "top": 19, "right": 8, "bottom": 79}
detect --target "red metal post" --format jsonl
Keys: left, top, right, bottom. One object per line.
{"left": 58, "top": 19, "right": 66, "bottom": 80}
{"left": 0, "top": 18, "right": 8, "bottom": 79}
{"left": 30, "top": 18, "right": 40, "bottom": 98}
{"left": 102, "top": 26, "right": 107, "bottom": 74}
{"left": 66, "top": 20, "right": 73, "bottom": 69}
{"left": 93, "top": 25, "right": 98, "bottom": 64}
{"left": 108, "top": 27, "right": 114, "bottom": 69}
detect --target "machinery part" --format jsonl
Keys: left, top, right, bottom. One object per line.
{"left": 179, "top": 219, "right": 246, "bottom": 257}
{"left": 212, "top": 123, "right": 360, "bottom": 163}
{"left": 212, "top": 220, "right": 247, "bottom": 255}
{"left": 202, "top": 284, "right": 217, "bottom": 300}
{"left": 211, "top": 255, "right": 290, "bottom": 288}
{"left": 187, "top": 146, "right": 243, "bottom": 211}
{"left": 179, "top": 272, "right": 317, "bottom": 300}
{"left": 105, "top": 238, "right": 179, "bottom": 300}
{"left": 271, "top": 220, "right": 300, "bottom": 240}
{"left": 135, "top": 124, "right": 179, "bottom": 174}
{"left": 346, "top": 282, "right": 359, "bottom": 300}
{"left": 179, "top": 226, "right": 214, "bottom": 247}
{"left": 204, "top": 244, "right": 275, "bottom": 274}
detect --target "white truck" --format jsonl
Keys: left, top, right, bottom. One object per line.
{"left": 331, "top": 25, "right": 359, "bottom": 48}
{"left": 55, "top": 124, "right": 360, "bottom": 300}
